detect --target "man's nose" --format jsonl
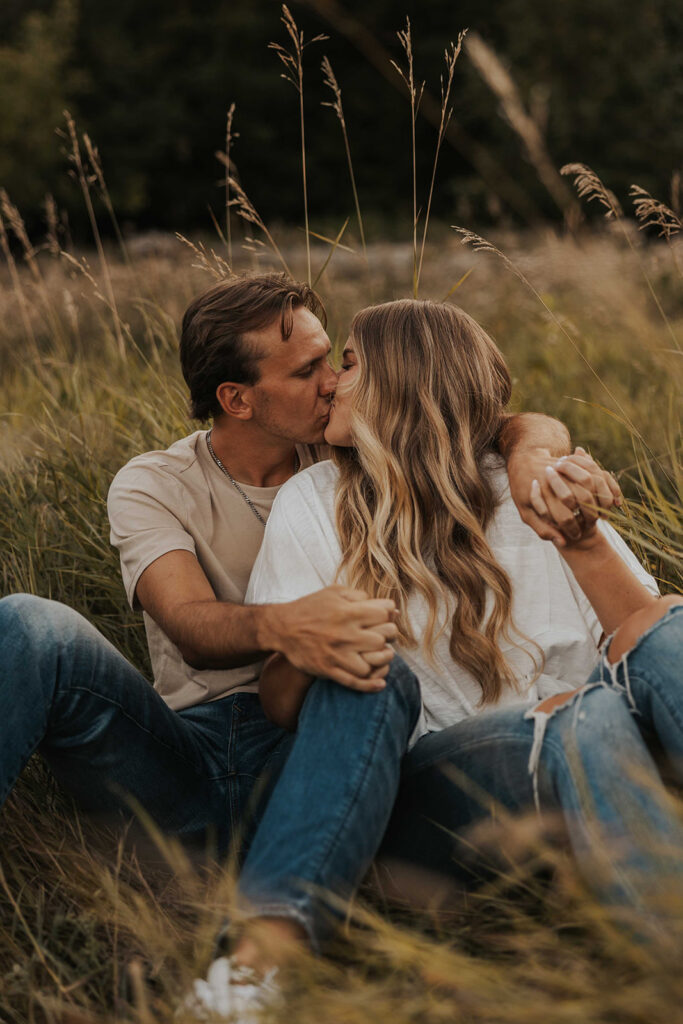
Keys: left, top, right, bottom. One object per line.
{"left": 320, "top": 364, "right": 339, "bottom": 396}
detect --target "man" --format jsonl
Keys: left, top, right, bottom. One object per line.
{"left": 0, "top": 272, "right": 617, "bottom": 1019}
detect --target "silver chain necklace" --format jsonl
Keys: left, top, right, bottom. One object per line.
{"left": 205, "top": 430, "right": 267, "bottom": 526}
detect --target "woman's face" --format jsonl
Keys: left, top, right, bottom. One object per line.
{"left": 323, "top": 340, "right": 358, "bottom": 446}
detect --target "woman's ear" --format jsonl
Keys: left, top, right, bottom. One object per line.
{"left": 215, "top": 382, "right": 254, "bottom": 420}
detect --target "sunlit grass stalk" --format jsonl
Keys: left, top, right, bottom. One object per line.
{"left": 562, "top": 163, "right": 681, "bottom": 352}
{"left": 321, "top": 57, "right": 366, "bottom": 259}
{"left": 83, "top": 133, "right": 131, "bottom": 267}
{"left": 629, "top": 183, "right": 683, "bottom": 280}
{"left": 416, "top": 32, "right": 465, "bottom": 291}
{"left": 312, "top": 216, "right": 349, "bottom": 287}
{"left": 391, "top": 18, "right": 425, "bottom": 297}
{"left": 61, "top": 111, "right": 126, "bottom": 359}
{"left": 224, "top": 102, "right": 237, "bottom": 266}
{"left": 0, "top": 188, "right": 67, "bottom": 355}
{"left": 270, "top": 5, "right": 327, "bottom": 285}
{"left": 0, "top": 202, "right": 37, "bottom": 353}
{"left": 214, "top": 164, "right": 291, "bottom": 276}
{"left": 465, "top": 31, "right": 580, "bottom": 228}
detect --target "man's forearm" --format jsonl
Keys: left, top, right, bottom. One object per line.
{"left": 497, "top": 412, "right": 571, "bottom": 461}
{"left": 172, "top": 600, "right": 283, "bottom": 670}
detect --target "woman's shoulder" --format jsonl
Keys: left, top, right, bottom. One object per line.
{"left": 282, "top": 459, "right": 339, "bottom": 500}
{"left": 270, "top": 459, "right": 339, "bottom": 521}
{"left": 297, "top": 458, "right": 340, "bottom": 487}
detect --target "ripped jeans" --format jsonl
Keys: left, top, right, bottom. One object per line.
{"left": 381, "top": 604, "right": 683, "bottom": 927}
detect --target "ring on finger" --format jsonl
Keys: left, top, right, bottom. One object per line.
{"left": 572, "top": 507, "right": 583, "bottom": 520}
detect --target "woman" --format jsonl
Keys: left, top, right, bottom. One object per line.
{"left": 245, "top": 298, "right": 683, "bottom": 934}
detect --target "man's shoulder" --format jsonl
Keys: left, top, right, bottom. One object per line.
{"left": 109, "top": 431, "right": 205, "bottom": 492}
{"left": 107, "top": 431, "right": 207, "bottom": 523}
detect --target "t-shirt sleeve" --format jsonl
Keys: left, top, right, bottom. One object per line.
{"left": 246, "top": 481, "right": 336, "bottom": 605}
{"left": 108, "top": 466, "right": 197, "bottom": 609}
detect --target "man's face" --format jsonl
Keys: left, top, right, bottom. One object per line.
{"left": 243, "top": 306, "right": 338, "bottom": 445}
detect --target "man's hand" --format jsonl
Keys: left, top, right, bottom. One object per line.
{"left": 261, "top": 585, "right": 398, "bottom": 691}
{"left": 508, "top": 445, "right": 622, "bottom": 546}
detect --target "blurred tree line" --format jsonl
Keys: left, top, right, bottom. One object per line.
{"left": 1, "top": 0, "right": 681, "bottom": 238}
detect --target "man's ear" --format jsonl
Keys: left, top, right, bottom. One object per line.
{"left": 215, "top": 382, "right": 254, "bottom": 421}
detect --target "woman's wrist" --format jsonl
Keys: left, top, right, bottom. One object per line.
{"left": 558, "top": 524, "right": 609, "bottom": 560}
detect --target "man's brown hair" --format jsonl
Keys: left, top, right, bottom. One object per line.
{"left": 180, "top": 273, "right": 327, "bottom": 420}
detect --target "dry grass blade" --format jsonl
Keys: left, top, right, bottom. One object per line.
{"left": 269, "top": 4, "right": 328, "bottom": 285}
{"left": 391, "top": 17, "right": 425, "bottom": 296}
{"left": 303, "top": 0, "right": 540, "bottom": 220}
{"left": 416, "top": 31, "right": 466, "bottom": 290}
{"left": 175, "top": 234, "right": 232, "bottom": 281}
{"left": 83, "top": 134, "right": 130, "bottom": 267}
{"left": 564, "top": 164, "right": 680, "bottom": 351}
{"left": 60, "top": 111, "right": 127, "bottom": 358}
{"left": 561, "top": 162, "right": 623, "bottom": 220}
{"left": 0, "top": 198, "right": 37, "bottom": 351}
{"left": 1, "top": 187, "right": 70, "bottom": 352}
{"left": 630, "top": 185, "right": 682, "bottom": 240}
{"left": 44, "top": 193, "right": 61, "bottom": 256}
{"left": 224, "top": 102, "right": 238, "bottom": 264}
{"left": 312, "top": 216, "right": 350, "bottom": 287}
{"left": 214, "top": 161, "right": 292, "bottom": 276}
{"left": 321, "top": 56, "right": 367, "bottom": 258}
{"left": 0, "top": 187, "right": 42, "bottom": 278}
{"left": 629, "top": 184, "right": 683, "bottom": 279}
{"left": 466, "top": 32, "right": 579, "bottom": 228}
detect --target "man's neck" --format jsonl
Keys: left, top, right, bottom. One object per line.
{"left": 207, "top": 419, "right": 298, "bottom": 488}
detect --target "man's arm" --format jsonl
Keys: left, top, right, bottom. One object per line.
{"left": 497, "top": 411, "right": 571, "bottom": 462}
{"left": 498, "top": 413, "right": 622, "bottom": 545}
{"left": 135, "top": 549, "right": 397, "bottom": 690}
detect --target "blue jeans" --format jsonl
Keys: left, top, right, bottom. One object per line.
{"left": 0, "top": 594, "right": 421, "bottom": 951}
{"left": 2, "top": 594, "right": 681, "bottom": 949}
{"left": 381, "top": 605, "right": 683, "bottom": 929}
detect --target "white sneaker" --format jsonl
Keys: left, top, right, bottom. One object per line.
{"left": 182, "top": 956, "right": 281, "bottom": 1022}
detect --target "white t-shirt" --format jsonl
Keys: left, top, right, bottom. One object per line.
{"left": 246, "top": 458, "right": 658, "bottom": 738}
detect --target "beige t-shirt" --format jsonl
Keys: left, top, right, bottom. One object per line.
{"left": 107, "top": 430, "right": 319, "bottom": 710}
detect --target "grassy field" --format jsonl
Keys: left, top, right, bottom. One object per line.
{"left": 1, "top": 192, "right": 682, "bottom": 1021}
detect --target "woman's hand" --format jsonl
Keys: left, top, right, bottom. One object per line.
{"left": 527, "top": 452, "right": 655, "bottom": 635}
{"left": 527, "top": 447, "right": 622, "bottom": 547}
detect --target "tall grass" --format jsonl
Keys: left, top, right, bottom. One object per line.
{"left": 1, "top": 11, "right": 682, "bottom": 1023}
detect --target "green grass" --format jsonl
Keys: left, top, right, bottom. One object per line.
{"left": 1, "top": 209, "right": 682, "bottom": 1020}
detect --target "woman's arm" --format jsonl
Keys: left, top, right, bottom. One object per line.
{"left": 558, "top": 529, "right": 658, "bottom": 637}
{"left": 259, "top": 653, "right": 314, "bottom": 731}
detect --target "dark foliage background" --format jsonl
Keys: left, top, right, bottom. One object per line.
{"left": 1, "top": 0, "right": 682, "bottom": 237}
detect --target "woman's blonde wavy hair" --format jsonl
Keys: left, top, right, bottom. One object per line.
{"left": 332, "top": 298, "right": 529, "bottom": 705}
